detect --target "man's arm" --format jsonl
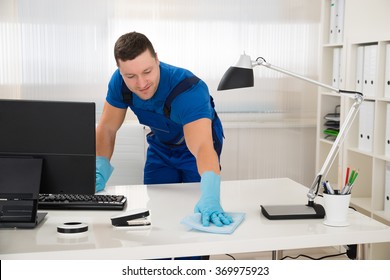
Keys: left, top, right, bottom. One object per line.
{"left": 96, "top": 101, "right": 127, "bottom": 160}
{"left": 184, "top": 118, "right": 232, "bottom": 227}
{"left": 183, "top": 118, "right": 220, "bottom": 175}
{"left": 95, "top": 102, "right": 127, "bottom": 192}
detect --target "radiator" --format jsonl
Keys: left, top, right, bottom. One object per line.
{"left": 106, "top": 122, "right": 146, "bottom": 186}
{"left": 221, "top": 121, "right": 316, "bottom": 187}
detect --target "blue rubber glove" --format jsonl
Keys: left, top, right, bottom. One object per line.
{"left": 95, "top": 156, "right": 114, "bottom": 192}
{"left": 194, "top": 171, "right": 233, "bottom": 227}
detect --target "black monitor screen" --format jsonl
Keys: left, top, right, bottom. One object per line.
{"left": 0, "top": 99, "right": 96, "bottom": 194}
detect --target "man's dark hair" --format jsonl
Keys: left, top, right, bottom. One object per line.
{"left": 114, "top": 32, "right": 156, "bottom": 65}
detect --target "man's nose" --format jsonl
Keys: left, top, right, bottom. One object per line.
{"left": 137, "top": 76, "right": 147, "bottom": 88}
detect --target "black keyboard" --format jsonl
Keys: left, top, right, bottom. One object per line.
{"left": 38, "top": 193, "right": 127, "bottom": 210}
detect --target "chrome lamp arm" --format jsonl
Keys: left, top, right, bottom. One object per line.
{"left": 254, "top": 57, "right": 364, "bottom": 205}
{"left": 218, "top": 54, "right": 364, "bottom": 219}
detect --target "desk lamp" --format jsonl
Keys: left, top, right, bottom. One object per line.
{"left": 217, "top": 53, "right": 363, "bottom": 219}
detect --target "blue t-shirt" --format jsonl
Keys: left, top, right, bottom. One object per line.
{"left": 106, "top": 62, "right": 214, "bottom": 126}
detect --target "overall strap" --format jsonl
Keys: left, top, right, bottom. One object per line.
{"left": 163, "top": 76, "right": 200, "bottom": 118}
{"left": 121, "top": 81, "right": 133, "bottom": 105}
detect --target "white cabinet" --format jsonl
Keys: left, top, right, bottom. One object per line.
{"left": 318, "top": 0, "right": 390, "bottom": 259}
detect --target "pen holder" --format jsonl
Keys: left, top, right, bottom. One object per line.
{"left": 323, "top": 193, "right": 351, "bottom": 227}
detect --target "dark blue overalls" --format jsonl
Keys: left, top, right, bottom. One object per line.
{"left": 122, "top": 76, "right": 223, "bottom": 185}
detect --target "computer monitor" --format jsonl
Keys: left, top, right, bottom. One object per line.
{"left": 0, "top": 99, "right": 96, "bottom": 195}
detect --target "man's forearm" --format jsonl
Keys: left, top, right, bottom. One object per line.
{"left": 96, "top": 126, "right": 116, "bottom": 160}
{"left": 196, "top": 145, "right": 220, "bottom": 176}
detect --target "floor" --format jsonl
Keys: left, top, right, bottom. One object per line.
{"left": 210, "top": 246, "right": 350, "bottom": 260}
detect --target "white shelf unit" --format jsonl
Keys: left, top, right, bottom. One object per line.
{"left": 318, "top": 0, "right": 390, "bottom": 259}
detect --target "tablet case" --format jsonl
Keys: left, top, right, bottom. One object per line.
{"left": 261, "top": 203, "right": 325, "bottom": 220}
{"left": 0, "top": 157, "right": 47, "bottom": 228}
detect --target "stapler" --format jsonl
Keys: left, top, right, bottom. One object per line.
{"left": 110, "top": 208, "right": 151, "bottom": 228}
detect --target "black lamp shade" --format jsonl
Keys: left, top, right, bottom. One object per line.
{"left": 217, "top": 66, "right": 254, "bottom": 90}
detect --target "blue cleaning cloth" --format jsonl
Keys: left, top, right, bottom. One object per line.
{"left": 181, "top": 212, "right": 245, "bottom": 234}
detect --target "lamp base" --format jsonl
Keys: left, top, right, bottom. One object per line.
{"left": 260, "top": 203, "right": 325, "bottom": 220}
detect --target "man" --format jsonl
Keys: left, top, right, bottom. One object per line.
{"left": 96, "top": 31, "right": 232, "bottom": 227}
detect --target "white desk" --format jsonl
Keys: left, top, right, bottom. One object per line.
{"left": 1, "top": 178, "right": 390, "bottom": 259}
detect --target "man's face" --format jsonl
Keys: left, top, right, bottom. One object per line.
{"left": 118, "top": 50, "right": 160, "bottom": 101}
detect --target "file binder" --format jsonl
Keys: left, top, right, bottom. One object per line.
{"left": 385, "top": 44, "right": 390, "bottom": 98}
{"left": 332, "top": 48, "right": 341, "bottom": 88}
{"left": 358, "top": 100, "right": 375, "bottom": 153}
{"left": 356, "top": 46, "right": 364, "bottom": 93}
{"left": 335, "top": 0, "right": 345, "bottom": 44}
{"left": 363, "top": 45, "right": 378, "bottom": 97}
{"left": 329, "top": 0, "right": 337, "bottom": 44}
{"left": 339, "top": 48, "right": 344, "bottom": 88}
{"left": 386, "top": 103, "right": 390, "bottom": 157}
{"left": 385, "top": 161, "right": 390, "bottom": 214}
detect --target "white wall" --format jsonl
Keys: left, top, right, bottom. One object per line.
{"left": 0, "top": 0, "right": 321, "bottom": 187}
{"left": 0, "top": 0, "right": 321, "bottom": 117}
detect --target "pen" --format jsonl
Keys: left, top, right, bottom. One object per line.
{"left": 338, "top": 166, "right": 342, "bottom": 193}
{"left": 341, "top": 183, "right": 351, "bottom": 195}
{"left": 351, "top": 170, "right": 359, "bottom": 185}
{"left": 325, "top": 181, "right": 335, "bottom": 194}
{"left": 323, "top": 182, "right": 328, "bottom": 193}
{"left": 344, "top": 171, "right": 359, "bottom": 194}
{"left": 348, "top": 169, "right": 355, "bottom": 185}
{"left": 345, "top": 167, "right": 350, "bottom": 187}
